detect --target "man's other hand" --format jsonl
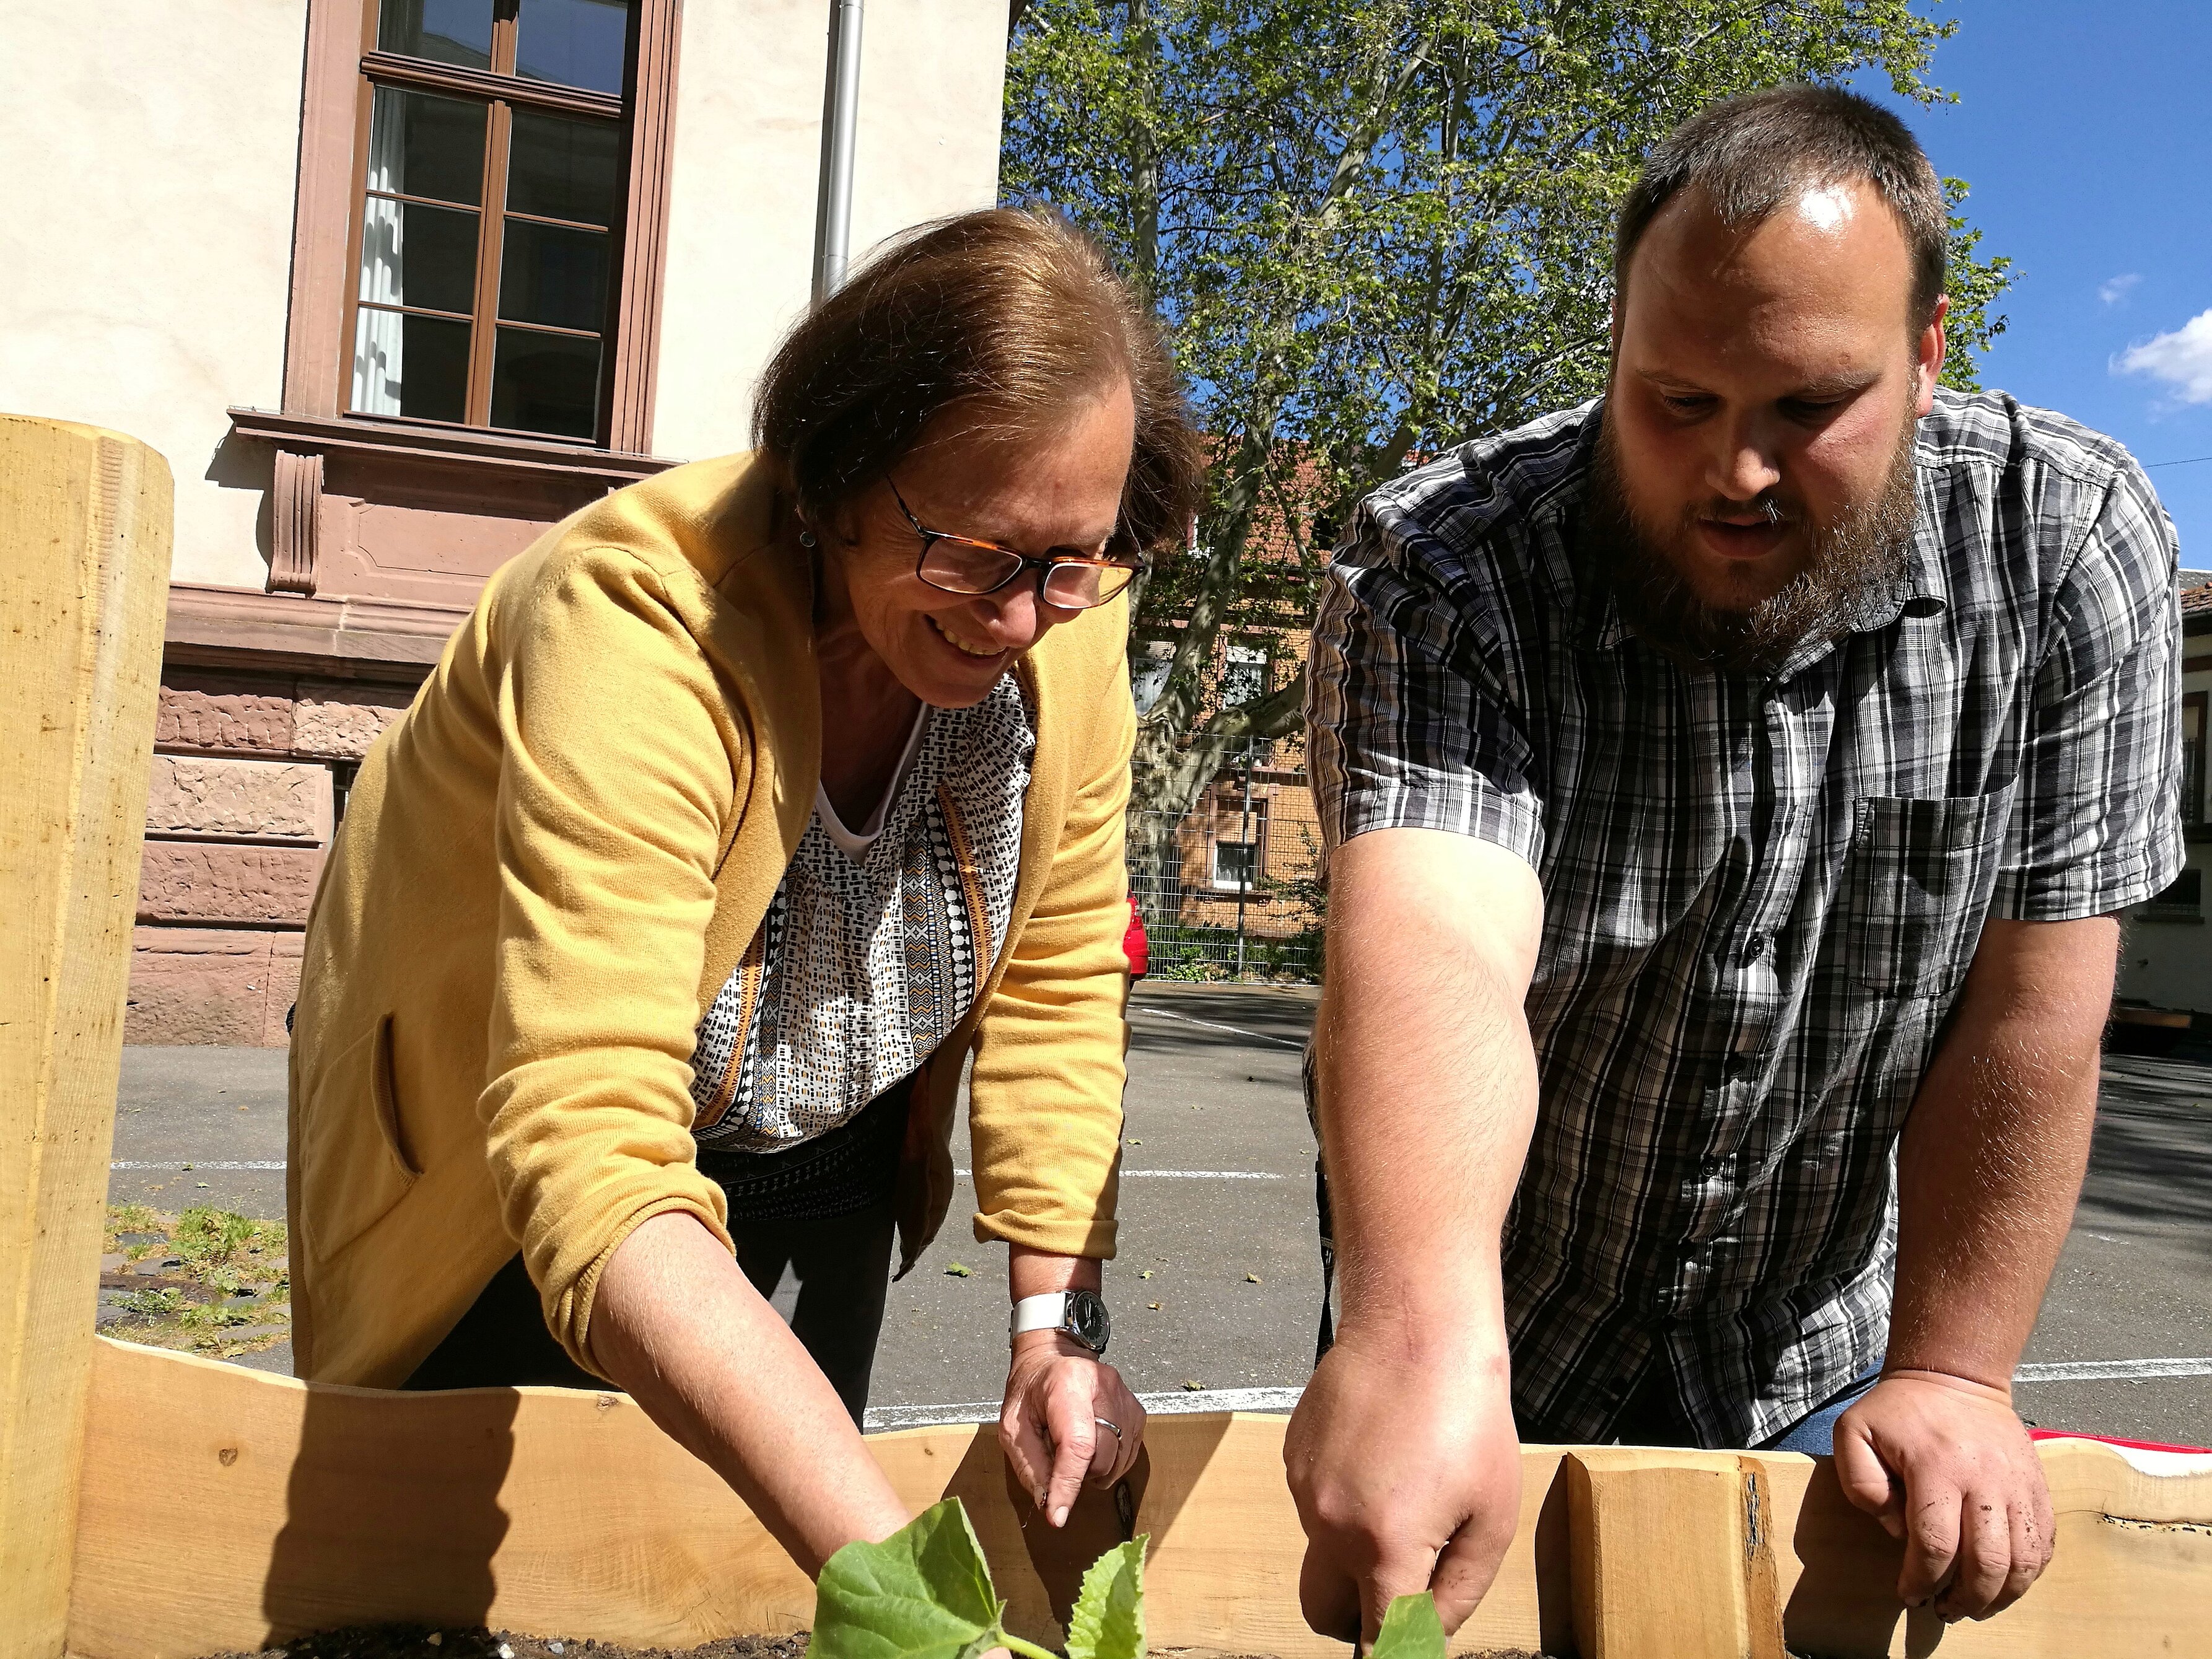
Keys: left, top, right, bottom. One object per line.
{"left": 1833, "top": 1370, "right": 2055, "bottom": 1621}
{"left": 1285, "top": 1332, "right": 1522, "bottom": 1646}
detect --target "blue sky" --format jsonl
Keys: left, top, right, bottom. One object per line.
{"left": 1853, "top": 2, "right": 2212, "bottom": 563}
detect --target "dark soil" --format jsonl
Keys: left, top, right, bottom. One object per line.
{"left": 198, "top": 1633, "right": 1556, "bottom": 1659}
{"left": 203, "top": 1631, "right": 808, "bottom": 1659}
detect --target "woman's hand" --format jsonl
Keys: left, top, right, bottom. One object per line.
{"left": 999, "top": 1329, "right": 1145, "bottom": 1528}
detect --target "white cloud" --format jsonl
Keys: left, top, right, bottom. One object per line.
{"left": 2116, "top": 309, "right": 2212, "bottom": 406}
{"left": 2100, "top": 273, "right": 2142, "bottom": 305}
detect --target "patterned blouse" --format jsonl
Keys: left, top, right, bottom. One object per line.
{"left": 688, "top": 673, "right": 1035, "bottom": 1149}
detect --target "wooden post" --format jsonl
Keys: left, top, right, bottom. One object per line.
{"left": 1568, "top": 1448, "right": 1786, "bottom": 1659}
{"left": 0, "top": 418, "right": 173, "bottom": 1659}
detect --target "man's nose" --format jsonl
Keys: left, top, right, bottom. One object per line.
{"left": 1707, "top": 412, "right": 1783, "bottom": 506}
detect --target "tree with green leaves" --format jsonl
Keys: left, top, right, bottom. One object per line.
{"left": 1001, "top": 1, "right": 2011, "bottom": 834}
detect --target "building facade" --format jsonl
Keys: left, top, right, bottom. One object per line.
{"left": 2, "top": 1, "right": 1009, "bottom": 1042}
{"left": 2114, "top": 582, "right": 2212, "bottom": 1022}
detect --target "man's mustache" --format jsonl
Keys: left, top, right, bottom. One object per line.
{"left": 1692, "top": 494, "right": 1797, "bottom": 527}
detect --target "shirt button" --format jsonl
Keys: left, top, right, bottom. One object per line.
{"left": 1724, "top": 1052, "right": 1752, "bottom": 1080}
{"left": 1742, "top": 931, "right": 1768, "bottom": 964}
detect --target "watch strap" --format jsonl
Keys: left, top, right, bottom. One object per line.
{"left": 1010, "top": 1291, "right": 1070, "bottom": 1338}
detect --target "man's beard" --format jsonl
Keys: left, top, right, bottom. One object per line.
{"left": 1585, "top": 413, "right": 1919, "bottom": 676}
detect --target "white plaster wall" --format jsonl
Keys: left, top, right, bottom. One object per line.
{"left": 650, "top": 0, "right": 1007, "bottom": 462}
{"left": 2117, "top": 849, "right": 2212, "bottom": 1013}
{"left": 2117, "top": 662, "right": 2212, "bottom": 1013}
{"left": 0, "top": 5, "right": 308, "bottom": 590}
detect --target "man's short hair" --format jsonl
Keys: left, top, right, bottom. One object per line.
{"left": 1614, "top": 85, "right": 1949, "bottom": 330}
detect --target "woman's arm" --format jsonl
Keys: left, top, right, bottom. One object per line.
{"left": 592, "top": 1212, "right": 909, "bottom": 1574}
{"left": 971, "top": 608, "right": 1148, "bottom": 1523}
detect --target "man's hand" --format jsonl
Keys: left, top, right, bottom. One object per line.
{"left": 999, "top": 1330, "right": 1145, "bottom": 1528}
{"left": 1285, "top": 1333, "right": 1522, "bottom": 1646}
{"left": 1834, "top": 1370, "right": 2054, "bottom": 1621}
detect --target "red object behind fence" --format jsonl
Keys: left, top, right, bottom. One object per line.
{"left": 1123, "top": 894, "right": 1149, "bottom": 978}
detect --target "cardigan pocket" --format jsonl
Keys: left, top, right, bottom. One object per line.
{"left": 299, "top": 1013, "right": 421, "bottom": 1266}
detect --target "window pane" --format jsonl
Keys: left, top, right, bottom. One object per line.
{"left": 491, "top": 327, "right": 602, "bottom": 439}
{"left": 351, "top": 309, "right": 471, "bottom": 422}
{"left": 378, "top": 0, "right": 496, "bottom": 71}
{"left": 357, "top": 198, "right": 479, "bottom": 314}
{"left": 515, "top": 0, "right": 630, "bottom": 95}
{"left": 498, "top": 219, "right": 610, "bottom": 332}
{"left": 506, "top": 109, "right": 621, "bottom": 226}
{"left": 366, "top": 85, "right": 486, "bottom": 207}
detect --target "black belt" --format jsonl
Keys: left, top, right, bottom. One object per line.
{"left": 694, "top": 1079, "right": 912, "bottom": 1223}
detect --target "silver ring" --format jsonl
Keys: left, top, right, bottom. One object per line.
{"left": 1094, "top": 1416, "right": 1122, "bottom": 1441}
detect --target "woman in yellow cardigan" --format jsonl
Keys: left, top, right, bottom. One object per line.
{"left": 288, "top": 209, "right": 1205, "bottom": 1572}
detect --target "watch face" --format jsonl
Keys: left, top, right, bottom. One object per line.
{"left": 1067, "top": 1290, "right": 1111, "bottom": 1354}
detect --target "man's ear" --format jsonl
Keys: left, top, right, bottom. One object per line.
{"left": 1915, "top": 294, "right": 1949, "bottom": 413}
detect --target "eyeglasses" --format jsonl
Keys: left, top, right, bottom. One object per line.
{"left": 888, "top": 478, "right": 1143, "bottom": 611}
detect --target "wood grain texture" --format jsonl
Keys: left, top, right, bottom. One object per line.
{"left": 64, "top": 1344, "right": 1570, "bottom": 1658}
{"left": 1754, "top": 1440, "right": 2212, "bottom": 1657}
{"left": 62, "top": 1342, "right": 2212, "bottom": 1659}
{"left": 0, "top": 418, "right": 173, "bottom": 1659}
{"left": 1568, "top": 1449, "right": 1785, "bottom": 1659}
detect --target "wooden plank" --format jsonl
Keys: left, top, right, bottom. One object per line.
{"left": 1567, "top": 1448, "right": 1785, "bottom": 1659}
{"left": 66, "top": 1342, "right": 1572, "bottom": 1658}
{"left": 1754, "top": 1440, "right": 2212, "bottom": 1657}
{"left": 63, "top": 1342, "right": 2212, "bottom": 1659}
{"left": 0, "top": 418, "right": 173, "bottom": 1659}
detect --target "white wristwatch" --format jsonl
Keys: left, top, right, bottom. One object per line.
{"left": 1010, "top": 1289, "right": 1111, "bottom": 1355}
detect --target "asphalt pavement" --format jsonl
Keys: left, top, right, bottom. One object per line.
{"left": 107, "top": 981, "right": 2210, "bottom": 1443}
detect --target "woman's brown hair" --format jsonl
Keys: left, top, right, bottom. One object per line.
{"left": 751, "top": 206, "right": 1205, "bottom": 559}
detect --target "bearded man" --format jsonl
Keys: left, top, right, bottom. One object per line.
{"left": 1289, "top": 85, "right": 2180, "bottom": 1642}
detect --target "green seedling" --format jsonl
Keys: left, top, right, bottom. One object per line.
{"left": 814, "top": 1500, "right": 1145, "bottom": 1659}
{"left": 815, "top": 1500, "right": 1446, "bottom": 1659}
{"left": 1370, "top": 1590, "right": 1448, "bottom": 1659}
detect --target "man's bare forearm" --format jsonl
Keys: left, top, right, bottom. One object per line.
{"left": 1888, "top": 916, "right": 2114, "bottom": 1390}
{"left": 1315, "top": 830, "right": 1544, "bottom": 1347}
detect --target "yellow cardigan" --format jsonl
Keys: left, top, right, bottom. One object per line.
{"left": 288, "top": 452, "right": 1133, "bottom": 1388}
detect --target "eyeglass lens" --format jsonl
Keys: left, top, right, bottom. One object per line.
{"left": 919, "top": 540, "right": 1135, "bottom": 609}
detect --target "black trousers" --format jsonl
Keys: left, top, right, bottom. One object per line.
{"left": 405, "top": 1083, "right": 909, "bottom": 1425}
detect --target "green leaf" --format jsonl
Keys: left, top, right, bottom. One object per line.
{"left": 813, "top": 1499, "right": 1007, "bottom": 1659}
{"left": 1066, "top": 1534, "right": 1148, "bottom": 1659}
{"left": 1369, "top": 1591, "right": 1446, "bottom": 1659}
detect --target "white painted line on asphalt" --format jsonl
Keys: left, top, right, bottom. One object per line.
{"left": 110, "top": 1160, "right": 286, "bottom": 1170}
{"left": 867, "top": 1362, "right": 2212, "bottom": 1433}
{"left": 1130, "top": 1005, "right": 1306, "bottom": 1052}
{"left": 864, "top": 1383, "right": 1308, "bottom": 1432}
{"left": 2015, "top": 1357, "right": 2212, "bottom": 1383}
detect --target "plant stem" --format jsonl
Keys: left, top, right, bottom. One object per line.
{"left": 1002, "top": 1634, "right": 1062, "bottom": 1659}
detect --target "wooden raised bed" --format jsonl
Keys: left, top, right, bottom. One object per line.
{"left": 6, "top": 418, "right": 2209, "bottom": 1659}
{"left": 57, "top": 1340, "right": 2212, "bottom": 1659}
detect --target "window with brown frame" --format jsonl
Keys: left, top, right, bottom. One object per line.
{"left": 345, "top": 0, "right": 637, "bottom": 443}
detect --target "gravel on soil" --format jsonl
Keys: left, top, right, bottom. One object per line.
{"left": 199, "top": 1631, "right": 808, "bottom": 1659}
{"left": 193, "top": 1631, "right": 1555, "bottom": 1659}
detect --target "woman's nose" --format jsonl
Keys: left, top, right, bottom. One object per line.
{"left": 973, "top": 582, "right": 1043, "bottom": 644}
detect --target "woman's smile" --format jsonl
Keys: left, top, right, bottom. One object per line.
{"left": 926, "top": 612, "right": 1011, "bottom": 660}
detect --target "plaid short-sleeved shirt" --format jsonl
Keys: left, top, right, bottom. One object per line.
{"left": 1307, "top": 389, "right": 2183, "bottom": 1447}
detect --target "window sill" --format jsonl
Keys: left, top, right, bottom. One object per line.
{"left": 227, "top": 407, "right": 678, "bottom": 484}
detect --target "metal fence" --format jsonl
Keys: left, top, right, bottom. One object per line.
{"left": 1127, "top": 803, "right": 1324, "bottom": 983}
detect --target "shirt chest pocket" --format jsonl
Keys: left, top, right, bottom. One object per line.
{"left": 1834, "top": 785, "right": 2016, "bottom": 1004}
